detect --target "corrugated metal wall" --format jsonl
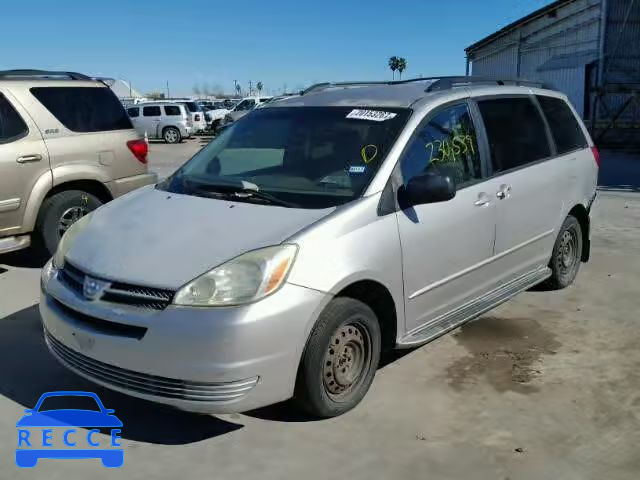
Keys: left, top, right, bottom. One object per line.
{"left": 468, "top": 0, "right": 602, "bottom": 116}
{"left": 602, "top": 0, "right": 640, "bottom": 126}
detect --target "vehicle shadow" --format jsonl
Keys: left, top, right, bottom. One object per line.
{"left": 0, "top": 248, "right": 49, "bottom": 269}
{"left": 0, "top": 305, "right": 243, "bottom": 444}
{"left": 245, "top": 348, "right": 415, "bottom": 422}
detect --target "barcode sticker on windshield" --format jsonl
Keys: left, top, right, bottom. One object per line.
{"left": 346, "top": 109, "right": 397, "bottom": 122}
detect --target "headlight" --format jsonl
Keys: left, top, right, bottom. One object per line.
{"left": 52, "top": 212, "right": 94, "bottom": 269}
{"left": 173, "top": 245, "right": 298, "bottom": 307}
{"left": 40, "top": 258, "right": 57, "bottom": 292}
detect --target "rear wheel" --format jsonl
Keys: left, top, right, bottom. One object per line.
{"left": 294, "top": 297, "right": 381, "bottom": 418}
{"left": 35, "top": 190, "right": 102, "bottom": 256}
{"left": 544, "top": 215, "right": 583, "bottom": 289}
{"left": 163, "top": 126, "right": 181, "bottom": 144}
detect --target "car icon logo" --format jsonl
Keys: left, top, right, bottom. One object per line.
{"left": 83, "top": 276, "right": 109, "bottom": 301}
{"left": 16, "top": 391, "right": 123, "bottom": 468}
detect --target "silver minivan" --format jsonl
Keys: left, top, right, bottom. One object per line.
{"left": 40, "top": 78, "right": 599, "bottom": 417}
{"left": 127, "top": 103, "right": 192, "bottom": 143}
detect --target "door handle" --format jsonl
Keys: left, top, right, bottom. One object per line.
{"left": 474, "top": 193, "right": 491, "bottom": 207}
{"left": 496, "top": 184, "right": 512, "bottom": 200}
{"left": 16, "top": 154, "right": 42, "bottom": 163}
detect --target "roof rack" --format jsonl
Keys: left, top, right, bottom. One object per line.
{"left": 301, "top": 76, "right": 545, "bottom": 95}
{"left": 0, "top": 69, "right": 93, "bottom": 81}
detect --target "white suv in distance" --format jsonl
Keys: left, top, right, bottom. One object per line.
{"left": 127, "top": 103, "right": 192, "bottom": 144}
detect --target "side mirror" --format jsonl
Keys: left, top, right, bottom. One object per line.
{"left": 405, "top": 173, "right": 456, "bottom": 206}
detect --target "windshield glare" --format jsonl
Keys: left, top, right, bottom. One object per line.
{"left": 159, "top": 106, "right": 410, "bottom": 208}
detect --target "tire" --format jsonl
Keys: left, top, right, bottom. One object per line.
{"left": 163, "top": 126, "right": 181, "bottom": 144}
{"left": 35, "top": 190, "right": 102, "bottom": 256}
{"left": 544, "top": 215, "right": 583, "bottom": 290}
{"left": 294, "top": 297, "right": 381, "bottom": 418}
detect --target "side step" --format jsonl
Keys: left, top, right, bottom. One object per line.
{"left": 0, "top": 235, "right": 31, "bottom": 255}
{"left": 397, "top": 267, "right": 551, "bottom": 348}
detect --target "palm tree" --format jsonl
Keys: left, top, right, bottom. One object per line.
{"left": 388, "top": 56, "right": 399, "bottom": 80}
{"left": 256, "top": 81, "right": 263, "bottom": 95}
{"left": 397, "top": 57, "right": 407, "bottom": 80}
{"left": 235, "top": 83, "right": 241, "bottom": 96}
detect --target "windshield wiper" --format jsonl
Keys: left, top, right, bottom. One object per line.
{"left": 185, "top": 178, "right": 298, "bottom": 208}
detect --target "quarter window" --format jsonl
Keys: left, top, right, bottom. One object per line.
{"left": 127, "top": 107, "right": 139, "bottom": 117}
{"left": 0, "top": 93, "right": 28, "bottom": 143}
{"left": 143, "top": 106, "right": 161, "bottom": 117}
{"left": 164, "top": 105, "right": 181, "bottom": 116}
{"left": 30, "top": 87, "right": 132, "bottom": 132}
{"left": 537, "top": 96, "right": 588, "bottom": 154}
{"left": 478, "top": 97, "right": 551, "bottom": 173}
{"left": 400, "top": 103, "right": 482, "bottom": 186}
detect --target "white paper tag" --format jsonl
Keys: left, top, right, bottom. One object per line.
{"left": 346, "top": 109, "right": 397, "bottom": 122}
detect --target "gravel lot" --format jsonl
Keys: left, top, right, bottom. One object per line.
{"left": 1, "top": 147, "right": 639, "bottom": 480}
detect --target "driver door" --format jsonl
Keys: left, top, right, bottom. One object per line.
{"left": 395, "top": 101, "right": 502, "bottom": 334}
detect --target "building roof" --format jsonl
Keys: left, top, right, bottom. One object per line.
{"left": 465, "top": 0, "right": 576, "bottom": 53}
{"left": 110, "top": 79, "right": 142, "bottom": 99}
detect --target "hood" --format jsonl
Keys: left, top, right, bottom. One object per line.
{"left": 66, "top": 187, "right": 334, "bottom": 289}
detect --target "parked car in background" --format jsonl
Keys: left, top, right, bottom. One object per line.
{"left": 40, "top": 77, "right": 597, "bottom": 418}
{"left": 127, "top": 103, "right": 192, "bottom": 144}
{"left": 0, "top": 69, "right": 156, "bottom": 256}
{"left": 221, "top": 96, "right": 272, "bottom": 126}
{"left": 180, "top": 101, "right": 207, "bottom": 133}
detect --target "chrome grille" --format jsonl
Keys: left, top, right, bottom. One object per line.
{"left": 45, "top": 330, "right": 259, "bottom": 402}
{"left": 59, "top": 262, "right": 174, "bottom": 310}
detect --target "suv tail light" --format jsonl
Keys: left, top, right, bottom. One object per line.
{"left": 591, "top": 146, "right": 600, "bottom": 167}
{"left": 127, "top": 139, "right": 148, "bottom": 165}
{"left": 195, "top": 113, "right": 201, "bottom": 121}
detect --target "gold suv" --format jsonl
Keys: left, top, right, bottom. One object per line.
{"left": 0, "top": 70, "right": 157, "bottom": 256}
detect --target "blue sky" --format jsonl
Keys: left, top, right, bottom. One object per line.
{"left": 2, "top": 0, "right": 552, "bottom": 96}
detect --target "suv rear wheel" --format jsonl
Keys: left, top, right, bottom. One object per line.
{"left": 36, "top": 190, "right": 102, "bottom": 256}
{"left": 294, "top": 297, "right": 381, "bottom": 418}
{"left": 163, "top": 127, "right": 181, "bottom": 144}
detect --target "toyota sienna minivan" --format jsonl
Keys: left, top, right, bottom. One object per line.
{"left": 40, "top": 77, "right": 598, "bottom": 417}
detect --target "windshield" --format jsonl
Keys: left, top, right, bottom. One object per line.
{"left": 158, "top": 106, "right": 410, "bottom": 209}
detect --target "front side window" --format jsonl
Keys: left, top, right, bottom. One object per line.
{"left": 143, "top": 106, "right": 161, "bottom": 117}
{"left": 127, "top": 107, "right": 139, "bottom": 118}
{"left": 164, "top": 105, "right": 181, "bottom": 116}
{"left": 30, "top": 87, "right": 132, "bottom": 132}
{"left": 478, "top": 97, "right": 551, "bottom": 173}
{"left": 537, "top": 95, "right": 588, "bottom": 154}
{"left": 0, "top": 93, "right": 28, "bottom": 143}
{"left": 158, "top": 107, "right": 410, "bottom": 208}
{"left": 400, "top": 103, "right": 481, "bottom": 186}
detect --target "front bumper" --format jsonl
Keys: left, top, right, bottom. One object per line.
{"left": 40, "top": 272, "right": 329, "bottom": 413}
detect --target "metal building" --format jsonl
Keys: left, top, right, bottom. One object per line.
{"left": 465, "top": 0, "right": 640, "bottom": 148}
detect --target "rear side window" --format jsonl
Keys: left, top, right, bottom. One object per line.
{"left": 164, "top": 105, "right": 181, "bottom": 116}
{"left": 0, "top": 93, "right": 28, "bottom": 143}
{"left": 30, "top": 87, "right": 132, "bottom": 133}
{"left": 127, "top": 107, "right": 139, "bottom": 117}
{"left": 143, "top": 106, "right": 161, "bottom": 117}
{"left": 478, "top": 97, "right": 551, "bottom": 173}
{"left": 537, "top": 96, "right": 588, "bottom": 154}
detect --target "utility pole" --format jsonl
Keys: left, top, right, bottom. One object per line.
{"left": 166, "top": 80, "right": 170, "bottom": 99}
{"left": 128, "top": 79, "right": 132, "bottom": 97}
{"left": 283, "top": 83, "right": 287, "bottom": 95}
{"left": 249, "top": 80, "right": 253, "bottom": 96}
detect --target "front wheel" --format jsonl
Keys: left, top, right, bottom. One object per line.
{"left": 544, "top": 215, "right": 583, "bottom": 289}
{"left": 35, "top": 190, "right": 102, "bottom": 256}
{"left": 294, "top": 297, "right": 381, "bottom": 418}
{"left": 163, "top": 127, "right": 181, "bottom": 144}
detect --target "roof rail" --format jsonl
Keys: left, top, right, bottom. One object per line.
{"left": 0, "top": 69, "right": 93, "bottom": 81}
{"left": 425, "top": 76, "right": 544, "bottom": 92}
{"left": 301, "top": 76, "right": 545, "bottom": 95}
